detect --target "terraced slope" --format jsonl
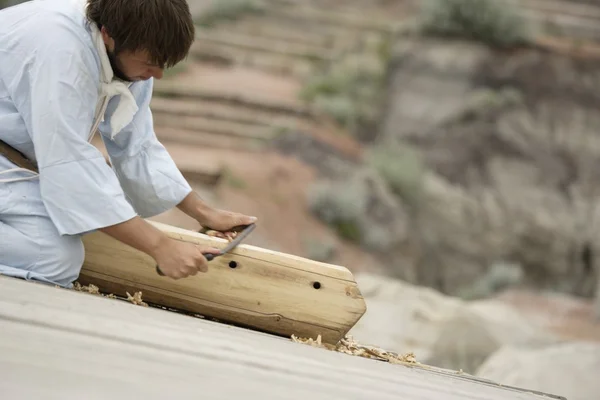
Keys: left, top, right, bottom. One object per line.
{"left": 149, "top": 0, "right": 407, "bottom": 153}
{"left": 132, "top": 0, "right": 412, "bottom": 273}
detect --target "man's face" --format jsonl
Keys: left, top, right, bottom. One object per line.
{"left": 107, "top": 48, "right": 165, "bottom": 82}
{"left": 101, "top": 26, "right": 164, "bottom": 82}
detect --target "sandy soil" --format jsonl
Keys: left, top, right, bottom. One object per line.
{"left": 172, "top": 62, "right": 303, "bottom": 105}
{"left": 151, "top": 145, "right": 381, "bottom": 276}
{"left": 495, "top": 289, "right": 600, "bottom": 342}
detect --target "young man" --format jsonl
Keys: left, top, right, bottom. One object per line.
{"left": 0, "top": 0, "right": 257, "bottom": 287}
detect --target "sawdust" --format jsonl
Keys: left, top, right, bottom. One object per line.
{"left": 291, "top": 334, "right": 418, "bottom": 365}
{"left": 205, "top": 229, "right": 238, "bottom": 242}
{"left": 73, "top": 281, "right": 101, "bottom": 295}
{"left": 72, "top": 281, "right": 148, "bottom": 306}
{"left": 126, "top": 291, "right": 149, "bottom": 307}
{"left": 72, "top": 282, "right": 118, "bottom": 299}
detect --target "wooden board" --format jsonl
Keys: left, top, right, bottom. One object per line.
{"left": 0, "top": 275, "right": 565, "bottom": 400}
{"left": 78, "top": 221, "right": 367, "bottom": 344}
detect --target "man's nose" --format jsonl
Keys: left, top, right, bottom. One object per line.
{"left": 148, "top": 67, "right": 163, "bottom": 80}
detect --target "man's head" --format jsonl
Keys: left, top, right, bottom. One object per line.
{"left": 86, "top": 0, "right": 195, "bottom": 82}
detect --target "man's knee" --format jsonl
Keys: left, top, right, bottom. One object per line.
{"left": 47, "top": 234, "right": 85, "bottom": 286}
{"left": 0, "top": 218, "right": 85, "bottom": 288}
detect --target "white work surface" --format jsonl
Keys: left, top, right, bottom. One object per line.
{"left": 0, "top": 276, "right": 564, "bottom": 400}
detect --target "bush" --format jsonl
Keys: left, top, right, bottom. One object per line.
{"left": 367, "top": 144, "right": 425, "bottom": 208}
{"left": 307, "top": 180, "right": 366, "bottom": 242}
{"left": 302, "top": 236, "right": 337, "bottom": 262}
{"left": 307, "top": 169, "right": 408, "bottom": 251}
{"left": 196, "top": 0, "right": 265, "bottom": 27}
{"left": 299, "top": 47, "right": 389, "bottom": 139}
{"left": 458, "top": 262, "right": 524, "bottom": 300}
{"left": 419, "top": 0, "right": 533, "bottom": 48}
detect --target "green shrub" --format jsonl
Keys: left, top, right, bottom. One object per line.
{"left": 299, "top": 50, "right": 388, "bottom": 138}
{"left": 307, "top": 180, "right": 366, "bottom": 242}
{"left": 419, "top": 0, "right": 533, "bottom": 48}
{"left": 196, "top": 0, "right": 265, "bottom": 27}
{"left": 307, "top": 170, "right": 407, "bottom": 251}
{"left": 458, "top": 262, "right": 524, "bottom": 300}
{"left": 367, "top": 144, "right": 425, "bottom": 208}
{"left": 302, "top": 236, "right": 337, "bottom": 262}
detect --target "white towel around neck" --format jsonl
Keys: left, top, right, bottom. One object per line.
{"left": 74, "top": 0, "right": 139, "bottom": 138}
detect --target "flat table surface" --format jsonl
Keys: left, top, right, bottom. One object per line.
{"left": 0, "top": 276, "right": 563, "bottom": 400}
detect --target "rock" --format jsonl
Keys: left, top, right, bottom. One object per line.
{"left": 400, "top": 171, "right": 513, "bottom": 294}
{"left": 307, "top": 167, "right": 409, "bottom": 252}
{"left": 271, "top": 129, "right": 360, "bottom": 179}
{"left": 375, "top": 36, "right": 600, "bottom": 298}
{"left": 596, "top": 276, "right": 600, "bottom": 321}
{"left": 476, "top": 342, "right": 600, "bottom": 400}
{"left": 348, "top": 273, "right": 464, "bottom": 360}
{"left": 380, "top": 37, "right": 492, "bottom": 142}
{"left": 491, "top": 289, "right": 600, "bottom": 343}
{"left": 403, "top": 97, "right": 600, "bottom": 298}
{"left": 349, "top": 273, "right": 556, "bottom": 371}
{"left": 424, "top": 299, "right": 556, "bottom": 374}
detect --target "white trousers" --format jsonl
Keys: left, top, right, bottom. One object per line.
{"left": 0, "top": 158, "right": 84, "bottom": 288}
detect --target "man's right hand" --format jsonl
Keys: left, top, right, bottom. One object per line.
{"left": 153, "top": 239, "right": 221, "bottom": 279}
{"left": 99, "top": 216, "right": 221, "bottom": 279}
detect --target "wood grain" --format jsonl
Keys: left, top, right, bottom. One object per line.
{"left": 78, "top": 221, "right": 367, "bottom": 344}
{"left": 0, "top": 275, "right": 565, "bottom": 400}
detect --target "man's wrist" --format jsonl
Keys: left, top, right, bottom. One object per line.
{"left": 177, "top": 191, "right": 212, "bottom": 225}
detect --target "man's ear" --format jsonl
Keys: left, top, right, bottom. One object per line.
{"left": 100, "top": 26, "right": 115, "bottom": 52}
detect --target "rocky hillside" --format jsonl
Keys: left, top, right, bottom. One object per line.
{"left": 289, "top": 0, "right": 600, "bottom": 305}
{"left": 133, "top": 0, "right": 600, "bottom": 309}
{"left": 131, "top": 0, "right": 415, "bottom": 276}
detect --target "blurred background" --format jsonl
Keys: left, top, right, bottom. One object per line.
{"left": 3, "top": 0, "right": 600, "bottom": 398}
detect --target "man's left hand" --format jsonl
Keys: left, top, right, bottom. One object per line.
{"left": 198, "top": 207, "right": 257, "bottom": 233}
{"left": 176, "top": 192, "right": 257, "bottom": 238}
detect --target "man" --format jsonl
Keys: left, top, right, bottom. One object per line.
{"left": 0, "top": 0, "right": 257, "bottom": 287}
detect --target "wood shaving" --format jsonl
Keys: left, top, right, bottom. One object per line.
{"left": 73, "top": 281, "right": 100, "bottom": 295}
{"left": 126, "top": 291, "right": 148, "bottom": 307}
{"left": 205, "top": 229, "right": 238, "bottom": 242}
{"left": 291, "top": 334, "right": 418, "bottom": 365}
{"left": 71, "top": 282, "right": 129, "bottom": 301}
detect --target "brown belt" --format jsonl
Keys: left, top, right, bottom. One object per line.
{"left": 0, "top": 139, "right": 39, "bottom": 173}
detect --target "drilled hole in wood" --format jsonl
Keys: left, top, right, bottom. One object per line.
{"left": 229, "top": 261, "right": 238, "bottom": 269}
{"left": 313, "top": 281, "right": 321, "bottom": 290}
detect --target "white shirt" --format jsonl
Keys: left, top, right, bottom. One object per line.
{"left": 0, "top": 0, "right": 192, "bottom": 235}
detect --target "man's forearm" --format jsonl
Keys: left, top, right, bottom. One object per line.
{"left": 98, "top": 216, "right": 168, "bottom": 259}
{"left": 176, "top": 191, "right": 211, "bottom": 224}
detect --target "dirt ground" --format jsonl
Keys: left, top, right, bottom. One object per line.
{"left": 150, "top": 144, "right": 382, "bottom": 276}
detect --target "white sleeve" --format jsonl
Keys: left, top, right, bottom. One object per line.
{"left": 8, "top": 40, "right": 138, "bottom": 235}
{"left": 98, "top": 78, "right": 192, "bottom": 218}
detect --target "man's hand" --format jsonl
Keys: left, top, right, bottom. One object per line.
{"left": 99, "top": 216, "right": 222, "bottom": 279}
{"left": 153, "top": 238, "right": 221, "bottom": 279}
{"left": 198, "top": 207, "right": 257, "bottom": 232}
{"left": 177, "top": 192, "right": 257, "bottom": 233}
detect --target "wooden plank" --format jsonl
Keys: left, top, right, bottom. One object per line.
{"left": 78, "top": 221, "right": 367, "bottom": 344}
{"left": 0, "top": 275, "right": 565, "bottom": 400}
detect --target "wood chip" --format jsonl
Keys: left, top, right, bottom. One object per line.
{"left": 73, "top": 281, "right": 100, "bottom": 295}
{"left": 291, "top": 334, "right": 418, "bottom": 365}
{"left": 126, "top": 291, "right": 149, "bottom": 307}
{"left": 205, "top": 229, "right": 238, "bottom": 242}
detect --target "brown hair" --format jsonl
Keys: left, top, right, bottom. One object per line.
{"left": 86, "top": 0, "right": 195, "bottom": 68}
